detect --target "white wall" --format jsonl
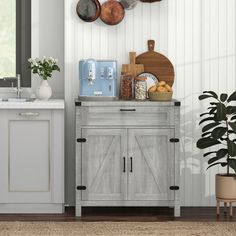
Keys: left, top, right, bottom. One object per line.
{"left": 65, "top": 0, "right": 236, "bottom": 206}
{"left": 32, "top": 0, "right": 64, "bottom": 98}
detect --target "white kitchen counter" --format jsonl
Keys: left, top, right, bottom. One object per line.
{"left": 0, "top": 99, "right": 65, "bottom": 109}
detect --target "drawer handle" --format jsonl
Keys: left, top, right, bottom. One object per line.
{"left": 19, "top": 112, "right": 40, "bottom": 117}
{"left": 120, "top": 109, "right": 136, "bottom": 112}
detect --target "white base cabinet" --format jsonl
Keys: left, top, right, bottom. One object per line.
{"left": 76, "top": 101, "right": 180, "bottom": 217}
{"left": 0, "top": 108, "right": 64, "bottom": 213}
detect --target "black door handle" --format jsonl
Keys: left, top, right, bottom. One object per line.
{"left": 123, "top": 157, "right": 126, "bottom": 173}
{"left": 120, "top": 109, "right": 136, "bottom": 112}
{"left": 130, "top": 157, "right": 133, "bottom": 173}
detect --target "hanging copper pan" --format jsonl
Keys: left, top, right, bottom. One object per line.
{"left": 100, "top": 0, "right": 125, "bottom": 25}
{"left": 76, "top": 0, "right": 101, "bottom": 22}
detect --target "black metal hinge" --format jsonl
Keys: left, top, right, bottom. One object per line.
{"left": 77, "top": 138, "right": 86, "bottom": 143}
{"left": 170, "top": 138, "right": 179, "bottom": 143}
{"left": 170, "top": 186, "right": 179, "bottom": 191}
{"left": 175, "top": 101, "right": 181, "bottom": 107}
{"left": 77, "top": 186, "right": 86, "bottom": 191}
{"left": 75, "top": 101, "right": 81, "bottom": 106}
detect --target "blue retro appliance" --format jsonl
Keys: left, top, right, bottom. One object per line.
{"left": 79, "top": 59, "right": 118, "bottom": 100}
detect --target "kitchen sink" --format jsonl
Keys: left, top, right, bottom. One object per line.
{"left": 0, "top": 98, "right": 36, "bottom": 102}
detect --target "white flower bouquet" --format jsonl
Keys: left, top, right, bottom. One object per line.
{"left": 28, "top": 57, "right": 60, "bottom": 80}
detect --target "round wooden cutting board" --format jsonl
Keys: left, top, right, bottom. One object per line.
{"left": 136, "top": 40, "right": 175, "bottom": 86}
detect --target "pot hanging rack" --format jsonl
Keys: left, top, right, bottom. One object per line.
{"left": 76, "top": 0, "right": 162, "bottom": 24}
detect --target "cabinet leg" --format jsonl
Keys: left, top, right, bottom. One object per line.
{"left": 230, "top": 202, "right": 233, "bottom": 218}
{"left": 224, "top": 202, "right": 227, "bottom": 216}
{"left": 76, "top": 206, "right": 82, "bottom": 217}
{"left": 217, "top": 200, "right": 220, "bottom": 216}
{"left": 174, "top": 206, "right": 180, "bottom": 217}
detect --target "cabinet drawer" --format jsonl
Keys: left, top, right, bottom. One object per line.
{"left": 79, "top": 106, "right": 175, "bottom": 126}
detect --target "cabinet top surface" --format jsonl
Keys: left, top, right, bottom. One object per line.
{"left": 75, "top": 99, "right": 181, "bottom": 107}
{"left": 0, "top": 99, "right": 65, "bottom": 110}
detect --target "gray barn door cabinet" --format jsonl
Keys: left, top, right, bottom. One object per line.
{"left": 75, "top": 100, "right": 180, "bottom": 217}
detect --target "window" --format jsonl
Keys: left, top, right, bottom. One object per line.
{"left": 0, "top": 0, "right": 31, "bottom": 87}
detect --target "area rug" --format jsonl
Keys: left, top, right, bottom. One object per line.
{"left": 0, "top": 222, "right": 236, "bottom": 236}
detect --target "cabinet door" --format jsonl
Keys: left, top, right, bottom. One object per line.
{"left": 81, "top": 128, "right": 127, "bottom": 201}
{"left": 0, "top": 110, "right": 64, "bottom": 204}
{"left": 128, "top": 129, "right": 175, "bottom": 201}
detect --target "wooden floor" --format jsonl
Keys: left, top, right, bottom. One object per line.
{"left": 0, "top": 207, "right": 236, "bottom": 222}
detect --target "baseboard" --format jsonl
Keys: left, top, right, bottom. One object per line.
{"left": 0, "top": 204, "right": 64, "bottom": 214}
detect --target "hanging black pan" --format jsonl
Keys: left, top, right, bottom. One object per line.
{"left": 76, "top": 0, "right": 101, "bottom": 22}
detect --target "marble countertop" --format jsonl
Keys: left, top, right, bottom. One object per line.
{"left": 0, "top": 99, "right": 65, "bottom": 109}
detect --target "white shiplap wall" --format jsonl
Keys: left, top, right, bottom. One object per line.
{"left": 65, "top": 0, "right": 236, "bottom": 206}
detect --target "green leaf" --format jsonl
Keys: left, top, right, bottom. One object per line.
{"left": 231, "top": 115, "right": 236, "bottom": 121}
{"left": 220, "top": 137, "right": 228, "bottom": 141}
{"left": 229, "top": 122, "right": 236, "bottom": 133}
{"left": 228, "top": 159, "right": 236, "bottom": 173}
{"left": 212, "top": 127, "right": 227, "bottom": 140}
{"left": 216, "top": 103, "right": 227, "bottom": 121}
{"left": 220, "top": 94, "right": 228, "bottom": 102}
{"left": 197, "top": 138, "right": 221, "bottom": 149}
{"left": 208, "top": 156, "right": 225, "bottom": 165}
{"left": 221, "top": 162, "right": 228, "bottom": 167}
{"left": 226, "top": 106, "right": 236, "bottom": 115}
{"left": 200, "top": 112, "right": 211, "bottom": 117}
{"left": 209, "top": 107, "right": 217, "bottom": 114}
{"left": 202, "top": 132, "right": 211, "bottom": 138}
{"left": 199, "top": 117, "right": 216, "bottom": 125}
{"left": 216, "top": 148, "right": 228, "bottom": 158}
{"left": 227, "top": 140, "right": 236, "bottom": 157}
{"left": 210, "top": 102, "right": 218, "bottom": 106}
{"left": 203, "top": 91, "right": 218, "bottom": 99}
{"left": 207, "top": 162, "right": 226, "bottom": 170}
{"left": 199, "top": 95, "right": 214, "bottom": 100}
{"left": 203, "top": 151, "right": 216, "bottom": 157}
{"left": 202, "top": 122, "right": 220, "bottom": 133}
{"left": 227, "top": 91, "right": 236, "bottom": 102}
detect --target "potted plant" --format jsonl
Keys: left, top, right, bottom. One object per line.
{"left": 197, "top": 91, "right": 236, "bottom": 199}
{"left": 28, "top": 57, "right": 60, "bottom": 100}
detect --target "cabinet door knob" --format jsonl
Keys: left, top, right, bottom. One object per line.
{"left": 19, "top": 112, "right": 40, "bottom": 117}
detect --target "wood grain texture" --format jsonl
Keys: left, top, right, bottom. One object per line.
{"left": 136, "top": 40, "right": 175, "bottom": 86}
{"left": 79, "top": 106, "right": 174, "bottom": 127}
{"left": 128, "top": 129, "right": 175, "bottom": 201}
{"left": 81, "top": 129, "right": 127, "bottom": 201}
{"left": 76, "top": 102, "right": 180, "bottom": 217}
{"left": 121, "top": 52, "right": 144, "bottom": 77}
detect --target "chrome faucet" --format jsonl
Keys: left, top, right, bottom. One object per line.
{"left": 1, "top": 74, "right": 22, "bottom": 98}
{"left": 15, "top": 74, "right": 22, "bottom": 98}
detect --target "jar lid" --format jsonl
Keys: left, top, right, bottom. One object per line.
{"left": 135, "top": 76, "right": 147, "bottom": 81}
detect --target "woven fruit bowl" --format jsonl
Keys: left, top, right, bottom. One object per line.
{"left": 148, "top": 91, "right": 173, "bottom": 101}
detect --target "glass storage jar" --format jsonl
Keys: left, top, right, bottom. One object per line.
{"left": 134, "top": 76, "right": 147, "bottom": 100}
{"left": 120, "top": 73, "right": 133, "bottom": 100}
